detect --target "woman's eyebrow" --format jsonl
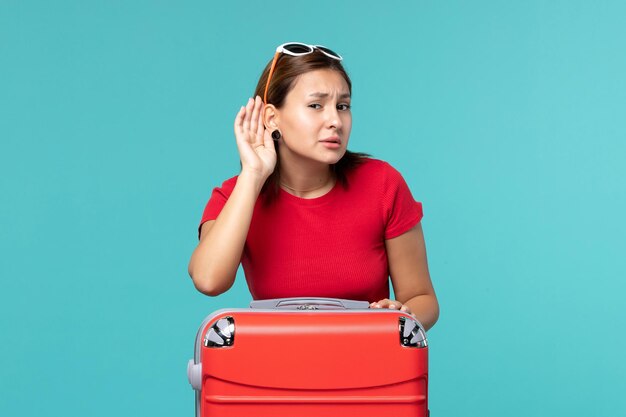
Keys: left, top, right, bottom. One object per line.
{"left": 308, "top": 92, "right": 351, "bottom": 99}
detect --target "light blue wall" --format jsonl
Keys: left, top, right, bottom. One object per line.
{"left": 1, "top": 1, "right": 625, "bottom": 415}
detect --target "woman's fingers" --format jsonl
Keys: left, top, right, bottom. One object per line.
{"left": 369, "top": 299, "right": 413, "bottom": 315}
{"left": 249, "top": 96, "right": 261, "bottom": 145}
{"left": 234, "top": 105, "right": 245, "bottom": 137}
{"left": 250, "top": 97, "right": 259, "bottom": 142}
{"left": 236, "top": 97, "right": 265, "bottom": 145}
{"left": 370, "top": 299, "right": 395, "bottom": 308}
{"left": 242, "top": 97, "right": 254, "bottom": 134}
{"left": 233, "top": 97, "right": 277, "bottom": 179}
{"left": 255, "top": 99, "right": 266, "bottom": 144}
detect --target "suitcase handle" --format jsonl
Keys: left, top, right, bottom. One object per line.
{"left": 249, "top": 297, "right": 370, "bottom": 310}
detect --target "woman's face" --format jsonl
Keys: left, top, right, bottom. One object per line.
{"left": 275, "top": 69, "right": 352, "bottom": 166}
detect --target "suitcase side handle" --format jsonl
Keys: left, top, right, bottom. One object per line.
{"left": 249, "top": 297, "right": 370, "bottom": 310}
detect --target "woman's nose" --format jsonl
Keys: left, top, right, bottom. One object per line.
{"left": 327, "top": 107, "right": 342, "bottom": 129}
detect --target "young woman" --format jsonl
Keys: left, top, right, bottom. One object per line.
{"left": 189, "top": 42, "right": 439, "bottom": 330}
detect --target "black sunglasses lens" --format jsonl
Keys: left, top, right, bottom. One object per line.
{"left": 316, "top": 46, "right": 341, "bottom": 59}
{"left": 283, "top": 43, "right": 313, "bottom": 54}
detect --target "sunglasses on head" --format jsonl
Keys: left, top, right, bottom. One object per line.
{"left": 263, "top": 42, "right": 343, "bottom": 104}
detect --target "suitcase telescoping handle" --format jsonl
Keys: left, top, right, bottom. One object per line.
{"left": 249, "top": 297, "right": 370, "bottom": 310}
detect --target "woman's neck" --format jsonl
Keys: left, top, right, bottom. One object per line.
{"left": 279, "top": 156, "right": 335, "bottom": 198}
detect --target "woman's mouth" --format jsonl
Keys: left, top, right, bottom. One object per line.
{"left": 320, "top": 136, "right": 341, "bottom": 149}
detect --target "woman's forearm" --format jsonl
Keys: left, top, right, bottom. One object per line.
{"left": 188, "top": 171, "right": 265, "bottom": 296}
{"left": 403, "top": 293, "right": 439, "bottom": 332}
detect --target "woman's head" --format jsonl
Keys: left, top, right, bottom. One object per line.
{"left": 254, "top": 43, "right": 368, "bottom": 198}
{"left": 257, "top": 45, "right": 353, "bottom": 160}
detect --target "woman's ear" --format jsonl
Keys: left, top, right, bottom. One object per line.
{"left": 263, "top": 104, "right": 279, "bottom": 130}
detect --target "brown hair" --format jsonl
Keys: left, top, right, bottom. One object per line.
{"left": 252, "top": 49, "right": 370, "bottom": 201}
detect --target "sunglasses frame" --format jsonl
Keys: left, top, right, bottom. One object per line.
{"left": 263, "top": 42, "right": 343, "bottom": 104}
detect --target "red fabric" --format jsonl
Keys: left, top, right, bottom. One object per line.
{"left": 199, "top": 158, "right": 423, "bottom": 302}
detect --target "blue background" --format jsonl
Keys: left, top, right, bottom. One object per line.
{"left": 2, "top": 1, "right": 625, "bottom": 415}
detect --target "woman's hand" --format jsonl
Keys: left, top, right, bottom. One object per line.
{"left": 370, "top": 299, "right": 415, "bottom": 317}
{"left": 234, "top": 96, "right": 277, "bottom": 181}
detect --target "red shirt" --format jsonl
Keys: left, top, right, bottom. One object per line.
{"left": 199, "top": 158, "right": 423, "bottom": 302}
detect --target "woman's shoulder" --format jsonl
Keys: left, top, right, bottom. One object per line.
{"left": 210, "top": 174, "right": 239, "bottom": 197}
{"left": 350, "top": 157, "right": 403, "bottom": 180}
{"left": 220, "top": 174, "right": 239, "bottom": 187}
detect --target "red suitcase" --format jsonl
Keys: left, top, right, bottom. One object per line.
{"left": 187, "top": 297, "right": 429, "bottom": 417}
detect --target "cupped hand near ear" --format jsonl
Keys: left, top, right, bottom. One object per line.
{"left": 234, "top": 95, "right": 277, "bottom": 181}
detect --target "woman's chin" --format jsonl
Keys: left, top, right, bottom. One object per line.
{"left": 278, "top": 145, "right": 348, "bottom": 166}
{"left": 321, "top": 148, "right": 348, "bottom": 165}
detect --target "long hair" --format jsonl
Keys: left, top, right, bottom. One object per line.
{"left": 252, "top": 49, "right": 369, "bottom": 201}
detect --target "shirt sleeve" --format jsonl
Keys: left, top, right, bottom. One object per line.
{"left": 197, "top": 176, "right": 238, "bottom": 239}
{"left": 382, "top": 163, "right": 423, "bottom": 240}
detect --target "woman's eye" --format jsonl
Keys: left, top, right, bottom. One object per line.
{"left": 308, "top": 103, "right": 351, "bottom": 110}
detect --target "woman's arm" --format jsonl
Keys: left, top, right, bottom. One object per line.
{"left": 188, "top": 171, "right": 265, "bottom": 295}
{"left": 372, "top": 223, "right": 439, "bottom": 331}
{"left": 188, "top": 96, "right": 276, "bottom": 296}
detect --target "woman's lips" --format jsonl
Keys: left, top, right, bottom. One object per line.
{"left": 321, "top": 141, "right": 341, "bottom": 149}
{"left": 320, "top": 136, "right": 341, "bottom": 148}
